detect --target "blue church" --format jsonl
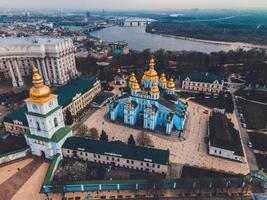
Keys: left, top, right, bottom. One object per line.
{"left": 108, "top": 58, "right": 188, "bottom": 135}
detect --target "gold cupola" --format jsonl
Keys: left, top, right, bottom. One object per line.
{"left": 129, "top": 72, "right": 137, "bottom": 83}
{"left": 131, "top": 82, "right": 141, "bottom": 91}
{"left": 142, "top": 57, "right": 159, "bottom": 81}
{"left": 25, "top": 67, "right": 55, "bottom": 104}
{"left": 159, "top": 73, "right": 167, "bottom": 83}
{"left": 150, "top": 83, "right": 159, "bottom": 93}
{"left": 167, "top": 78, "right": 175, "bottom": 89}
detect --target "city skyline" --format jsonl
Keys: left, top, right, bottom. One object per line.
{"left": 0, "top": 0, "right": 267, "bottom": 10}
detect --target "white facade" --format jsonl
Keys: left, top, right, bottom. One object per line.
{"left": 62, "top": 148, "right": 168, "bottom": 174}
{"left": 25, "top": 95, "right": 72, "bottom": 159}
{"left": 208, "top": 142, "right": 245, "bottom": 162}
{"left": 0, "top": 37, "right": 78, "bottom": 87}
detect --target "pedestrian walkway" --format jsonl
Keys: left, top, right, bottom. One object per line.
{"left": 0, "top": 157, "right": 45, "bottom": 200}
{"left": 0, "top": 158, "right": 33, "bottom": 184}
{"left": 12, "top": 162, "right": 49, "bottom": 200}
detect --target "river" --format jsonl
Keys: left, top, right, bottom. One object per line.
{"left": 90, "top": 26, "right": 246, "bottom": 53}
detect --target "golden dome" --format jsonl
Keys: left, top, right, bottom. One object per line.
{"left": 131, "top": 82, "right": 141, "bottom": 91}
{"left": 167, "top": 78, "right": 175, "bottom": 89}
{"left": 28, "top": 67, "right": 52, "bottom": 100}
{"left": 150, "top": 83, "right": 159, "bottom": 93}
{"left": 159, "top": 73, "right": 167, "bottom": 83}
{"left": 129, "top": 73, "right": 137, "bottom": 83}
{"left": 142, "top": 57, "right": 158, "bottom": 81}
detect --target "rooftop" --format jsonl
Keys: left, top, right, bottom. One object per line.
{"left": 25, "top": 126, "right": 71, "bottom": 143}
{"left": 62, "top": 137, "right": 170, "bottom": 165}
{"left": 209, "top": 112, "right": 244, "bottom": 157}
{"left": 182, "top": 71, "right": 222, "bottom": 84}
{"left": 0, "top": 37, "right": 69, "bottom": 46}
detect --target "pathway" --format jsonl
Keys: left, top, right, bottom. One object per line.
{"left": 0, "top": 157, "right": 45, "bottom": 200}
{"left": 12, "top": 162, "right": 49, "bottom": 200}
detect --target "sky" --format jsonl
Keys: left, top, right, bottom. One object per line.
{"left": 1, "top": 0, "right": 267, "bottom": 10}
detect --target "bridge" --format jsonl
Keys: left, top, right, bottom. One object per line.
{"left": 118, "top": 17, "right": 156, "bottom": 27}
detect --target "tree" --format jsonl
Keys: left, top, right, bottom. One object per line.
{"left": 77, "top": 125, "right": 89, "bottom": 137}
{"left": 127, "top": 134, "right": 136, "bottom": 145}
{"left": 137, "top": 131, "right": 152, "bottom": 147}
{"left": 89, "top": 128, "right": 99, "bottom": 140}
{"left": 100, "top": 130, "right": 108, "bottom": 142}
{"left": 65, "top": 109, "right": 73, "bottom": 125}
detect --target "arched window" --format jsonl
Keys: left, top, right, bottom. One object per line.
{"left": 36, "top": 122, "right": 40, "bottom": 131}
{"left": 54, "top": 118, "right": 58, "bottom": 127}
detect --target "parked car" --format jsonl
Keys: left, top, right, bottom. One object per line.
{"left": 247, "top": 141, "right": 253, "bottom": 148}
{"left": 242, "top": 123, "right": 247, "bottom": 128}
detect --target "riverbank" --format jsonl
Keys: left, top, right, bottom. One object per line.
{"left": 148, "top": 31, "right": 267, "bottom": 50}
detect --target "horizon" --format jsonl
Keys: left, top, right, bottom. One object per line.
{"left": 0, "top": 0, "right": 267, "bottom": 10}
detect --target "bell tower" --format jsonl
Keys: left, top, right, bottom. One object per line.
{"left": 24, "top": 67, "right": 72, "bottom": 159}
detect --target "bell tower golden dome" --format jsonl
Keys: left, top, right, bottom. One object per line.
{"left": 25, "top": 67, "right": 55, "bottom": 104}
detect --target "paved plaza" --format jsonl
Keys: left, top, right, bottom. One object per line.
{"left": 0, "top": 157, "right": 48, "bottom": 200}
{"left": 83, "top": 99, "right": 250, "bottom": 175}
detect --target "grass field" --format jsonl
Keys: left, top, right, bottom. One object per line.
{"left": 237, "top": 98, "right": 267, "bottom": 130}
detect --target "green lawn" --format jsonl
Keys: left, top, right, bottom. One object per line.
{"left": 235, "top": 89, "right": 267, "bottom": 104}
{"left": 237, "top": 98, "right": 267, "bottom": 130}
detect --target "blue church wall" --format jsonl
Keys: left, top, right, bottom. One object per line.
{"left": 108, "top": 92, "right": 187, "bottom": 135}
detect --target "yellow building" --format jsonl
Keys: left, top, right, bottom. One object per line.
{"left": 181, "top": 72, "right": 223, "bottom": 94}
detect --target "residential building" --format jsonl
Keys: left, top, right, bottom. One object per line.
{"left": 0, "top": 37, "right": 78, "bottom": 87}
{"left": 24, "top": 67, "right": 72, "bottom": 159}
{"left": 4, "top": 77, "right": 101, "bottom": 135}
{"left": 109, "top": 41, "right": 129, "bottom": 55}
{"left": 62, "top": 137, "right": 170, "bottom": 174}
{"left": 208, "top": 111, "right": 245, "bottom": 162}
{"left": 181, "top": 72, "right": 223, "bottom": 94}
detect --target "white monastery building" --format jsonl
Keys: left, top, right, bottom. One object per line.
{"left": 0, "top": 37, "right": 78, "bottom": 87}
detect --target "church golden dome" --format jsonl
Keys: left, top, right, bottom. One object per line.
{"left": 131, "top": 82, "right": 141, "bottom": 91}
{"left": 129, "top": 72, "right": 137, "bottom": 83}
{"left": 150, "top": 83, "right": 159, "bottom": 93}
{"left": 27, "top": 67, "right": 52, "bottom": 101}
{"left": 159, "top": 73, "right": 167, "bottom": 83}
{"left": 142, "top": 57, "right": 159, "bottom": 81}
{"left": 167, "top": 78, "right": 175, "bottom": 89}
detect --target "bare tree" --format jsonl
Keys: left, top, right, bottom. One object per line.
{"left": 77, "top": 124, "right": 89, "bottom": 137}
{"left": 137, "top": 131, "right": 153, "bottom": 147}
{"left": 89, "top": 128, "right": 99, "bottom": 140}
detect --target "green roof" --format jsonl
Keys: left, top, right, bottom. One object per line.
{"left": 93, "top": 91, "right": 114, "bottom": 106}
{"left": 56, "top": 77, "right": 97, "bottom": 107}
{"left": 62, "top": 137, "right": 169, "bottom": 165}
{"left": 26, "top": 106, "right": 62, "bottom": 118}
{"left": 112, "top": 49, "right": 122, "bottom": 55}
{"left": 25, "top": 126, "right": 71, "bottom": 143}
{"left": 182, "top": 71, "right": 222, "bottom": 84}
{"left": 4, "top": 77, "right": 97, "bottom": 126}
{"left": 43, "top": 153, "right": 61, "bottom": 185}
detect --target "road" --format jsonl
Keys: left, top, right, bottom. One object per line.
{"left": 229, "top": 81, "right": 259, "bottom": 171}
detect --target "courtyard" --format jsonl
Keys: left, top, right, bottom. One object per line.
{"left": 82, "top": 99, "right": 250, "bottom": 176}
